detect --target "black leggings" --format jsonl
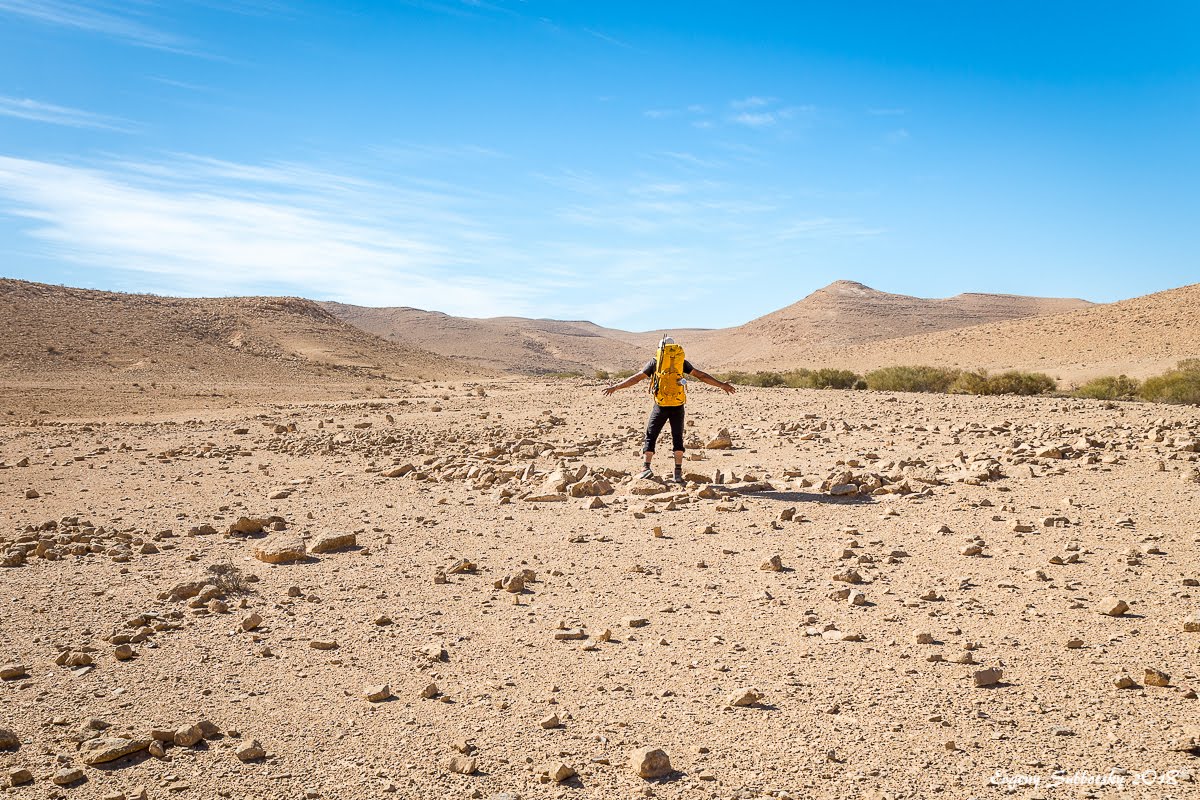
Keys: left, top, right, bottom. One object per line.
{"left": 643, "top": 404, "right": 685, "bottom": 454}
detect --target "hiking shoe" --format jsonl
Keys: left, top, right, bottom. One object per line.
{"left": 638, "top": 467, "right": 654, "bottom": 480}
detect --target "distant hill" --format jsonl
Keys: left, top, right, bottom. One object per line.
{"left": 687, "top": 280, "right": 1093, "bottom": 367}
{"left": 320, "top": 302, "right": 655, "bottom": 374}
{"left": 0, "top": 279, "right": 461, "bottom": 386}
{"left": 822, "top": 282, "right": 1200, "bottom": 384}
{"left": 7, "top": 278, "right": 1192, "bottom": 395}
{"left": 323, "top": 280, "right": 1094, "bottom": 375}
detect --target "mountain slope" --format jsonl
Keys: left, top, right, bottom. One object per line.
{"left": 824, "top": 282, "right": 1200, "bottom": 383}
{"left": 691, "top": 280, "right": 1093, "bottom": 367}
{"left": 321, "top": 302, "right": 653, "bottom": 374}
{"left": 0, "top": 279, "right": 462, "bottom": 385}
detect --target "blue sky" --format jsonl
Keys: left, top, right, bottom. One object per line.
{"left": 0, "top": 1, "right": 1196, "bottom": 329}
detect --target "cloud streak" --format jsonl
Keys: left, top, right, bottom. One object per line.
{"left": 0, "top": 0, "right": 187, "bottom": 50}
{"left": 0, "top": 154, "right": 535, "bottom": 316}
{"left": 0, "top": 96, "right": 135, "bottom": 131}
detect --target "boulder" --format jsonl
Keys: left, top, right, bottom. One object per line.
{"left": 705, "top": 429, "right": 733, "bottom": 449}
{"left": 253, "top": 537, "right": 306, "bottom": 564}
{"left": 80, "top": 736, "right": 150, "bottom": 765}
{"left": 310, "top": 531, "right": 356, "bottom": 554}
{"left": 630, "top": 746, "right": 672, "bottom": 779}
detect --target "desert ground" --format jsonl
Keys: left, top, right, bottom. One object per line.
{"left": 3, "top": 372, "right": 1200, "bottom": 800}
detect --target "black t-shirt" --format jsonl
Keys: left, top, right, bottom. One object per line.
{"left": 642, "top": 359, "right": 694, "bottom": 377}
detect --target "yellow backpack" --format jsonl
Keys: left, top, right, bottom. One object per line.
{"left": 650, "top": 342, "right": 687, "bottom": 407}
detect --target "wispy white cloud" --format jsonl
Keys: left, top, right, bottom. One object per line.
{"left": 643, "top": 104, "right": 709, "bottom": 121}
{"left": 732, "top": 111, "right": 778, "bottom": 127}
{"left": 0, "top": 96, "right": 135, "bottom": 131}
{"left": 650, "top": 151, "right": 724, "bottom": 169}
{"left": 583, "top": 27, "right": 631, "bottom": 48}
{"left": 0, "top": 153, "right": 535, "bottom": 315}
{"left": 730, "top": 103, "right": 816, "bottom": 128}
{"left": 0, "top": 0, "right": 188, "bottom": 51}
{"left": 775, "top": 216, "right": 885, "bottom": 240}
{"left": 731, "top": 96, "right": 774, "bottom": 110}
{"left": 868, "top": 107, "right": 908, "bottom": 116}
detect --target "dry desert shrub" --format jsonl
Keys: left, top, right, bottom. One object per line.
{"left": 1074, "top": 374, "right": 1141, "bottom": 400}
{"left": 1140, "top": 361, "right": 1200, "bottom": 405}
{"left": 864, "top": 365, "right": 960, "bottom": 393}
{"left": 207, "top": 560, "right": 254, "bottom": 595}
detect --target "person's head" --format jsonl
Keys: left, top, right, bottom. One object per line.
{"left": 659, "top": 335, "right": 675, "bottom": 348}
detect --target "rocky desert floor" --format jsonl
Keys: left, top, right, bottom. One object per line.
{"left": 2, "top": 378, "right": 1200, "bottom": 800}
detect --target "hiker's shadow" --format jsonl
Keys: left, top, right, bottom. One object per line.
{"left": 757, "top": 491, "right": 875, "bottom": 505}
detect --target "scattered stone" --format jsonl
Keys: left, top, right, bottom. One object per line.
{"left": 973, "top": 668, "right": 1003, "bottom": 688}
{"left": 309, "top": 639, "right": 338, "bottom": 650}
{"left": 548, "top": 762, "right": 576, "bottom": 783}
{"left": 630, "top": 746, "right": 673, "bottom": 779}
{"left": 539, "top": 713, "right": 560, "bottom": 729}
{"left": 1065, "top": 638, "right": 1084, "bottom": 649}
{"left": 0, "top": 663, "right": 27, "bottom": 680}
{"left": 228, "top": 517, "right": 269, "bottom": 536}
{"left": 1183, "top": 614, "right": 1200, "bottom": 633}
{"left": 81, "top": 736, "right": 151, "bottom": 765}
{"left": 7, "top": 767, "right": 33, "bottom": 786}
{"left": 498, "top": 573, "right": 525, "bottom": 593}
{"left": 447, "top": 755, "right": 477, "bottom": 775}
{"left": 1098, "top": 597, "right": 1129, "bottom": 617}
{"left": 364, "top": 684, "right": 392, "bottom": 702}
{"left": 1113, "top": 673, "right": 1137, "bottom": 689}
{"left": 0, "top": 728, "right": 18, "bottom": 749}
{"left": 760, "top": 554, "right": 784, "bottom": 571}
{"left": 553, "top": 628, "right": 587, "bottom": 641}
{"left": 1145, "top": 668, "right": 1171, "bottom": 687}
{"left": 310, "top": 531, "right": 356, "bottom": 554}
{"left": 240, "top": 612, "right": 262, "bottom": 631}
{"left": 235, "top": 739, "right": 266, "bottom": 761}
{"left": 724, "top": 688, "right": 763, "bottom": 707}
{"left": 174, "top": 724, "right": 203, "bottom": 747}
{"left": 706, "top": 429, "right": 733, "bottom": 449}
{"left": 420, "top": 682, "right": 440, "bottom": 699}
{"left": 114, "top": 644, "right": 135, "bottom": 661}
{"left": 52, "top": 767, "right": 85, "bottom": 786}
{"left": 253, "top": 537, "right": 307, "bottom": 564}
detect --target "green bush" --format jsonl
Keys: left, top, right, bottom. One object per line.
{"left": 864, "top": 365, "right": 960, "bottom": 393}
{"left": 812, "top": 368, "right": 861, "bottom": 389}
{"left": 1074, "top": 375, "right": 1140, "bottom": 400}
{"left": 949, "top": 369, "right": 1056, "bottom": 396}
{"left": 1140, "top": 361, "right": 1200, "bottom": 405}
{"left": 717, "top": 368, "right": 864, "bottom": 389}
{"left": 948, "top": 369, "right": 990, "bottom": 395}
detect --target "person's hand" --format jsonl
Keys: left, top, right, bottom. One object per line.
{"left": 602, "top": 386, "right": 617, "bottom": 396}
{"left": 721, "top": 381, "right": 736, "bottom": 395}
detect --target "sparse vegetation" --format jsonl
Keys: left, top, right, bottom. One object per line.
{"left": 864, "top": 365, "right": 959, "bottom": 393}
{"left": 951, "top": 369, "right": 1057, "bottom": 396}
{"left": 718, "top": 368, "right": 863, "bottom": 389}
{"left": 207, "top": 560, "right": 253, "bottom": 595}
{"left": 720, "top": 364, "right": 1058, "bottom": 397}
{"left": 1139, "top": 360, "right": 1200, "bottom": 405}
{"left": 1074, "top": 374, "right": 1141, "bottom": 401}
{"left": 595, "top": 369, "right": 637, "bottom": 381}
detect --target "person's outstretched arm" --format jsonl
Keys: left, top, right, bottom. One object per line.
{"left": 602, "top": 372, "right": 647, "bottom": 396}
{"left": 689, "top": 368, "right": 736, "bottom": 394}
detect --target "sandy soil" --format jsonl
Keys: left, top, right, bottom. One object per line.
{"left": 2, "top": 377, "right": 1199, "bottom": 800}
